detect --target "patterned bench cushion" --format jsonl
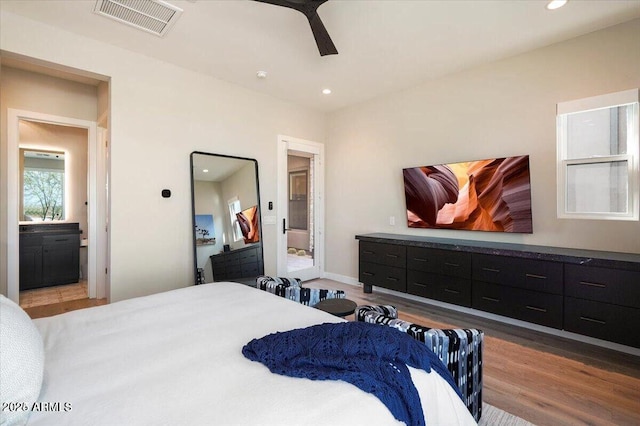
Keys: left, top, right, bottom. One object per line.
{"left": 256, "top": 276, "right": 345, "bottom": 307}
{"left": 256, "top": 276, "right": 302, "bottom": 290}
{"left": 355, "top": 306, "right": 483, "bottom": 422}
{"left": 355, "top": 304, "right": 399, "bottom": 321}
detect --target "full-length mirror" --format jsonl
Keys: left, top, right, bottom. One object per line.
{"left": 190, "top": 152, "right": 263, "bottom": 285}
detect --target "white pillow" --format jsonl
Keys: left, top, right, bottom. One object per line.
{"left": 0, "top": 295, "right": 45, "bottom": 426}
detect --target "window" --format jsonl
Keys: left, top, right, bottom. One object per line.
{"left": 227, "top": 197, "right": 243, "bottom": 242}
{"left": 557, "top": 89, "right": 639, "bottom": 220}
{"left": 22, "top": 149, "right": 65, "bottom": 221}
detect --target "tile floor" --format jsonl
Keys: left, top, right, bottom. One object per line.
{"left": 287, "top": 253, "right": 314, "bottom": 271}
{"left": 20, "top": 281, "right": 88, "bottom": 308}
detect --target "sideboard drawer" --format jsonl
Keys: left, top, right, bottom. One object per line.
{"left": 473, "top": 254, "right": 563, "bottom": 294}
{"left": 565, "top": 264, "right": 640, "bottom": 309}
{"left": 407, "top": 270, "right": 471, "bottom": 307}
{"left": 473, "top": 281, "right": 563, "bottom": 329}
{"left": 407, "top": 247, "right": 471, "bottom": 279}
{"left": 359, "top": 261, "right": 406, "bottom": 293}
{"left": 565, "top": 297, "right": 640, "bottom": 348}
{"left": 359, "top": 241, "right": 406, "bottom": 268}
{"left": 239, "top": 249, "right": 259, "bottom": 264}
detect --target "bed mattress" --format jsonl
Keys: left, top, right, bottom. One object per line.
{"left": 28, "top": 282, "right": 475, "bottom": 425}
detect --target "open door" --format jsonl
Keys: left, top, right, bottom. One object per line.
{"left": 277, "top": 136, "right": 324, "bottom": 281}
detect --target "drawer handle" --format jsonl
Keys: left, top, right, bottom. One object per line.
{"left": 579, "top": 281, "right": 606, "bottom": 289}
{"left": 482, "top": 296, "right": 500, "bottom": 303}
{"left": 482, "top": 267, "right": 500, "bottom": 273}
{"left": 412, "top": 258, "right": 428, "bottom": 262}
{"left": 580, "top": 316, "right": 606, "bottom": 325}
{"left": 362, "top": 272, "right": 374, "bottom": 277}
{"left": 386, "top": 277, "right": 399, "bottom": 282}
{"left": 386, "top": 254, "right": 399, "bottom": 258}
{"left": 363, "top": 250, "right": 374, "bottom": 255}
{"left": 526, "top": 305, "right": 547, "bottom": 313}
{"left": 412, "top": 282, "right": 427, "bottom": 288}
{"left": 525, "top": 273, "right": 547, "bottom": 280}
{"left": 444, "top": 262, "right": 460, "bottom": 268}
{"left": 444, "top": 288, "right": 460, "bottom": 294}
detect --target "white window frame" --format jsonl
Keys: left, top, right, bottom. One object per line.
{"left": 556, "top": 89, "right": 639, "bottom": 220}
{"left": 227, "top": 196, "right": 243, "bottom": 242}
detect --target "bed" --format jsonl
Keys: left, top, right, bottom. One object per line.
{"left": 1, "top": 282, "right": 476, "bottom": 425}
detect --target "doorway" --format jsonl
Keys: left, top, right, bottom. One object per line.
{"left": 277, "top": 135, "right": 324, "bottom": 281}
{"left": 7, "top": 109, "right": 106, "bottom": 304}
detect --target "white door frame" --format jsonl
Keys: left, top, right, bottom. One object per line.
{"left": 7, "top": 109, "right": 106, "bottom": 303}
{"left": 276, "top": 135, "right": 325, "bottom": 280}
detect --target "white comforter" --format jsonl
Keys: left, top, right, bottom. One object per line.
{"left": 30, "top": 282, "right": 475, "bottom": 425}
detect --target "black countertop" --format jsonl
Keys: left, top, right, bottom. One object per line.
{"left": 356, "top": 233, "right": 640, "bottom": 272}
{"left": 19, "top": 223, "right": 80, "bottom": 234}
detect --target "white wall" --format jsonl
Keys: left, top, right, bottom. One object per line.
{"left": 325, "top": 19, "right": 640, "bottom": 280}
{"left": 1, "top": 11, "right": 326, "bottom": 301}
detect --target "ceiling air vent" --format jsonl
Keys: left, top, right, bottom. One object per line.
{"left": 94, "top": 0, "right": 183, "bottom": 37}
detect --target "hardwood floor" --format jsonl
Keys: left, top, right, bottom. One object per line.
{"left": 306, "top": 279, "right": 640, "bottom": 426}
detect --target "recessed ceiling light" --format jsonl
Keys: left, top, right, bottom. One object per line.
{"left": 546, "top": 0, "right": 567, "bottom": 10}
{"left": 203, "top": 169, "right": 209, "bottom": 173}
{"left": 322, "top": 88, "right": 332, "bottom": 95}
{"left": 256, "top": 71, "right": 267, "bottom": 79}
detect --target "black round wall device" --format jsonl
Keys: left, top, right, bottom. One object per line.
{"left": 161, "top": 189, "right": 171, "bottom": 198}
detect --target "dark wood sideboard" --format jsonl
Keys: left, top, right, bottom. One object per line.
{"left": 356, "top": 233, "right": 640, "bottom": 349}
{"left": 19, "top": 223, "right": 81, "bottom": 290}
{"left": 210, "top": 244, "right": 263, "bottom": 282}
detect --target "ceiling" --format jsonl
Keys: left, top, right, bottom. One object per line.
{"left": 192, "top": 153, "right": 252, "bottom": 183}
{"left": 2, "top": 0, "right": 639, "bottom": 112}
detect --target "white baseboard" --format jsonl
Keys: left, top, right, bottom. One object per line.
{"left": 321, "top": 271, "right": 361, "bottom": 287}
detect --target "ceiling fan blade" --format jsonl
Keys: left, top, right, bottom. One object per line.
{"left": 307, "top": 12, "right": 338, "bottom": 56}
{"left": 253, "top": 0, "right": 337, "bottom": 56}
{"left": 254, "top": 0, "right": 328, "bottom": 14}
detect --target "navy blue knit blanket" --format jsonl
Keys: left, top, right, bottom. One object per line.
{"left": 242, "top": 322, "right": 462, "bottom": 426}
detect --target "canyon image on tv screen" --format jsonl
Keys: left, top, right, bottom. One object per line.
{"left": 403, "top": 155, "right": 533, "bottom": 233}
{"left": 236, "top": 205, "right": 260, "bottom": 243}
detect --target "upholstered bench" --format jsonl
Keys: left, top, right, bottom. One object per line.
{"left": 256, "top": 276, "right": 346, "bottom": 307}
{"left": 355, "top": 304, "right": 484, "bottom": 422}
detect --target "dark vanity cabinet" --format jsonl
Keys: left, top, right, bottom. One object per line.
{"left": 19, "top": 235, "right": 43, "bottom": 290}
{"left": 19, "top": 223, "right": 81, "bottom": 290}
{"left": 357, "top": 233, "right": 640, "bottom": 348}
{"left": 210, "top": 244, "right": 264, "bottom": 282}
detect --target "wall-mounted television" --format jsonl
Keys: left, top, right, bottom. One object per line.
{"left": 403, "top": 155, "right": 533, "bottom": 233}
{"left": 236, "top": 205, "right": 260, "bottom": 243}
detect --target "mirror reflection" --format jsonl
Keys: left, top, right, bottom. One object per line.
{"left": 22, "top": 149, "right": 65, "bottom": 221}
{"left": 190, "top": 152, "right": 263, "bottom": 285}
